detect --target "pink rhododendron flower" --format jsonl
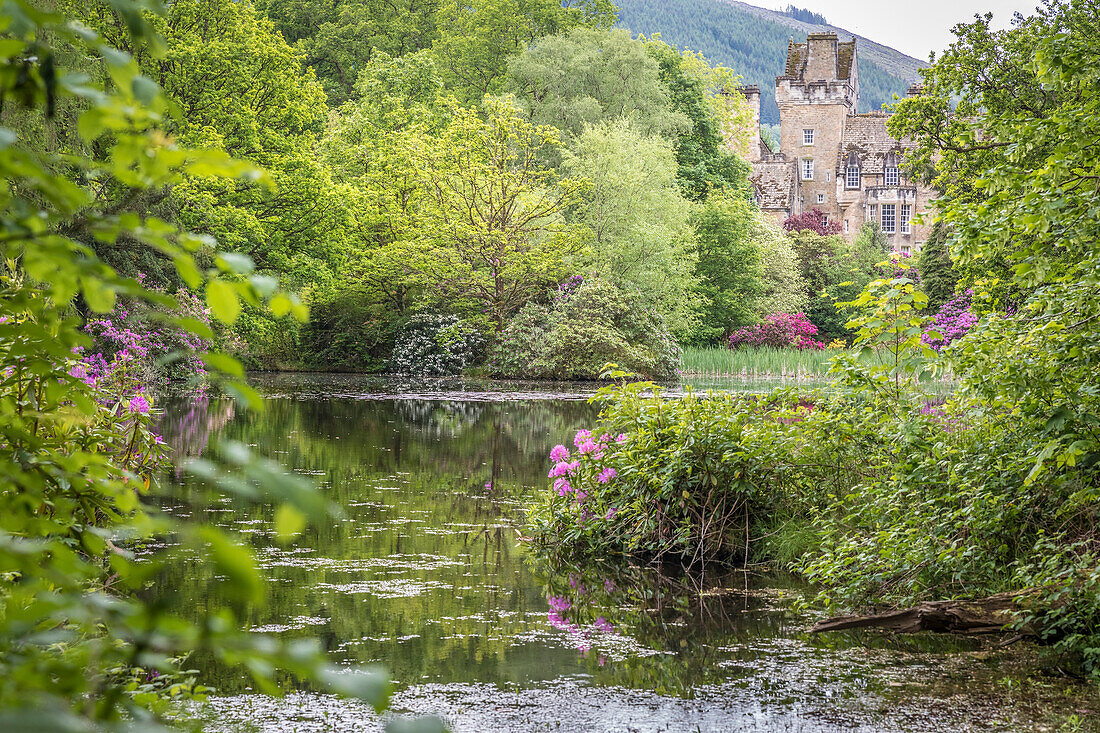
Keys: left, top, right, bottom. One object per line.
{"left": 553, "top": 477, "right": 572, "bottom": 496}
{"left": 573, "top": 429, "right": 591, "bottom": 448}
{"left": 550, "top": 444, "right": 570, "bottom": 462}
{"left": 128, "top": 394, "right": 151, "bottom": 414}
{"left": 728, "top": 312, "right": 826, "bottom": 350}
{"left": 548, "top": 460, "right": 578, "bottom": 478}
{"left": 615, "top": 433, "right": 627, "bottom": 444}
{"left": 548, "top": 595, "right": 571, "bottom": 613}
{"left": 597, "top": 467, "right": 617, "bottom": 484}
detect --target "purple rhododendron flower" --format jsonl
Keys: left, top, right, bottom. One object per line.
{"left": 550, "top": 444, "right": 570, "bottom": 462}
{"left": 129, "top": 394, "right": 151, "bottom": 414}
{"left": 553, "top": 477, "right": 572, "bottom": 496}
{"left": 548, "top": 595, "right": 571, "bottom": 613}
{"left": 615, "top": 433, "right": 627, "bottom": 444}
{"left": 922, "top": 290, "right": 977, "bottom": 351}
{"left": 597, "top": 467, "right": 617, "bottom": 484}
{"left": 573, "top": 429, "right": 591, "bottom": 448}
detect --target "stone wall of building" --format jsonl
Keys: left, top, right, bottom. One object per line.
{"left": 737, "top": 33, "right": 936, "bottom": 254}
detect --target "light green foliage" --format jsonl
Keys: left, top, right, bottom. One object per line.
{"left": 396, "top": 98, "right": 588, "bottom": 329}
{"left": 688, "top": 193, "right": 764, "bottom": 343}
{"left": 562, "top": 118, "right": 698, "bottom": 337}
{"left": 506, "top": 28, "right": 690, "bottom": 142}
{"left": 490, "top": 279, "right": 680, "bottom": 380}
{"left": 0, "top": 1, "right": 418, "bottom": 727}
{"left": 788, "top": 230, "right": 882, "bottom": 339}
{"left": 430, "top": 0, "right": 616, "bottom": 104}
{"left": 834, "top": 256, "right": 931, "bottom": 402}
{"left": 754, "top": 220, "right": 807, "bottom": 318}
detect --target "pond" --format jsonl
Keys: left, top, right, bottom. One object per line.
{"left": 158, "top": 373, "right": 1096, "bottom": 732}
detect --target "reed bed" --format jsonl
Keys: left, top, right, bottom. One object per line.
{"left": 679, "top": 346, "right": 839, "bottom": 378}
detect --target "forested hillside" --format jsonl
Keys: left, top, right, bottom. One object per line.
{"left": 616, "top": 0, "right": 926, "bottom": 124}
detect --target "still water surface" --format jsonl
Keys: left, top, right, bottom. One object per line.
{"left": 159, "top": 373, "right": 1094, "bottom": 732}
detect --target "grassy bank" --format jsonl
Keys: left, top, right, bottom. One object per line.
{"left": 680, "top": 346, "right": 841, "bottom": 377}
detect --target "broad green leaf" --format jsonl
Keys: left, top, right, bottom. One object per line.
{"left": 274, "top": 504, "right": 306, "bottom": 543}
{"left": 320, "top": 666, "right": 392, "bottom": 713}
{"left": 197, "top": 528, "right": 263, "bottom": 604}
{"left": 200, "top": 351, "right": 245, "bottom": 378}
{"left": 206, "top": 279, "right": 240, "bottom": 324}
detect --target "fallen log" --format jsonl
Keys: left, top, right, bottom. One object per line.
{"left": 809, "top": 590, "right": 1036, "bottom": 636}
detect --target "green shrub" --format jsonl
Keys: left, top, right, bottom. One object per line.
{"left": 301, "top": 291, "right": 402, "bottom": 372}
{"left": 490, "top": 279, "right": 680, "bottom": 380}
{"left": 527, "top": 378, "right": 884, "bottom": 562}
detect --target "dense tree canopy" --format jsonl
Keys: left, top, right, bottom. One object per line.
{"left": 563, "top": 118, "right": 697, "bottom": 336}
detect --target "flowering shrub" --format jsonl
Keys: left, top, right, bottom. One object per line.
{"left": 527, "top": 383, "right": 822, "bottom": 562}
{"left": 389, "top": 314, "right": 484, "bottom": 376}
{"left": 921, "top": 290, "right": 977, "bottom": 351}
{"left": 80, "top": 283, "right": 214, "bottom": 393}
{"left": 727, "top": 312, "right": 826, "bottom": 350}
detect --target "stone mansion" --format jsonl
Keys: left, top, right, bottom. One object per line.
{"left": 735, "top": 33, "right": 934, "bottom": 254}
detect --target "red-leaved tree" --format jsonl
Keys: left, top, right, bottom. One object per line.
{"left": 783, "top": 208, "right": 843, "bottom": 235}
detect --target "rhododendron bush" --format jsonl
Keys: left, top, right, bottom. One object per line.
{"left": 490, "top": 278, "right": 680, "bottom": 380}
{"left": 527, "top": 379, "right": 831, "bottom": 561}
{"left": 727, "top": 312, "right": 826, "bottom": 350}
{"left": 78, "top": 283, "right": 214, "bottom": 394}
{"left": 922, "top": 290, "right": 977, "bottom": 351}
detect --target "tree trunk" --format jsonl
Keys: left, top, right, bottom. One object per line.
{"left": 809, "top": 591, "right": 1036, "bottom": 636}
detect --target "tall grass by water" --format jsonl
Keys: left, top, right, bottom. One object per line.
{"left": 680, "top": 346, "right": 839, "bottom": 378}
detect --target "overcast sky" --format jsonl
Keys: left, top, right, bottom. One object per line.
{"left": 773, "top": 0, "right": 1040, "bottom": 60}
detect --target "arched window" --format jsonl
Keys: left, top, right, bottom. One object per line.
{"left": 884, "top": 151, "right": 900, "bottom": 186}
{"left": 845, "top": 151, "right": 860, "bottom": 189}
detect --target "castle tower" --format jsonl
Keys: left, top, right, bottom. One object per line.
{"left": 775, "top": 33, "right": 858, "bottom": 219}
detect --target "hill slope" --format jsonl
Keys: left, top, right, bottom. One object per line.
{"left": 616, "top": 0, "right": 927, "bottom": 125}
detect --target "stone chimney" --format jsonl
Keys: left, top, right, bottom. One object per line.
{"left": 906, "top": 83, "right": 924, "bottom": 97}
{"left": 738, "top": 85, "right": 760, "bottom": 130}
{"left": 805, "top": 33, "right": 840, "bottom": 81}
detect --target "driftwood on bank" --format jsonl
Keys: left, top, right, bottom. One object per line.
{"left": 809, "top": 590, "right": 1036, "bottom": 636}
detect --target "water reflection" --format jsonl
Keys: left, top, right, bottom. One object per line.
{"left": 156, "top": 376, "right": 1094, "bottom": 732}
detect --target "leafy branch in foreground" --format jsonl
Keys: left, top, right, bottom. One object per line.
{"left": 0, "top": 2, "right": 442, "bottom": 730}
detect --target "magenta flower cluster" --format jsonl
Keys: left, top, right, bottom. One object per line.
{"left": 728, "top": 312, "right": 826, "bottom": 351}
{"left": 922, "top": 290, "right": 977, "bottom": 351}
{"left": 128, "top": 395, "right": 151, "bottom": 414}
{"left": 546, "top": 429, "right": 624, "bottom": 516}
{"left": 77, "top": 283, "right": 213, "bottom": 395}
{"left": 554, "top": 274, "right": 585, "bottom": 303}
